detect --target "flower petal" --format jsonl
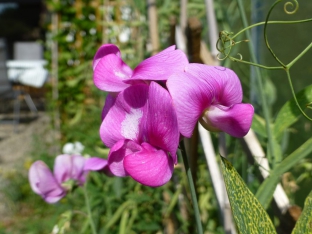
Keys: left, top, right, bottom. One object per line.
{"left": 29, "top": 161, "right": 65, "bottom": 203}
{"left": 167, "top": 70, "right": 215, "bottom": 137}
{"left": 131, "top": 45, "right": 188, "bottom": 81}
{"left": 84, "top": 157, "right": 108, "bottom": 171}
{"left": 93, "top": 44, "right": 121, "bottom": 70}
{"left": 145, "top": 82, "right": 179, "bottom": 161}
{"left": 100, "top": 84, "right": 148, "bottom": 147}
{"left": 53, "top": 154, "right": 86, "bottom": 185}
{"left": 101, "top": 94, "right": 116, "bottom": 120}
{"left": 124, "top": 142, "right": 174, "bottom": 187}
{"left": 93, "top": 54, "right": 133, "bottom": 92}
{"left": 184, "top": 64, "right": 243, "bottom": 105}
{"left": 108, "top": 140, "right": 141, "bottom": 177}
{"left": 200, "top": 103, "right": 254, "bottom": 137}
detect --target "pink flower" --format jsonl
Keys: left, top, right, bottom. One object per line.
{"left": 100, "top": 82, "right": 180, "bottom": 187}
{"left": 166, "top": 64, "right": 254, "bottom": 138}
{"left": 29, "top": 154, "right": 107, "bottom": 203}
{"left": 93, "top": 44, "right": 188, "bottom": 92}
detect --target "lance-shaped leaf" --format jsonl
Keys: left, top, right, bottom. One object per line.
{"left": 256, "top": 137, "right": 312, "bottom": 209}
{"left": 220, "top": 156, "right": 277, "bottom": 234}
{"left": 292, "top": 191, "right": 312, "bottom": 234}
{"left": 274, "top": 84, "right": 312, "bottom": 140}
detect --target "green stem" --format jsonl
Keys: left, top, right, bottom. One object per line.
{"left": 285, "top": 70, "right": 312, "bottom": 121}
{"left": 229, "top": 56, "right": 283, "bottom": 70}
{"left": 232, "top": 18, "right": 312, "bottom": 39}
{"left": 179, "top": 141, "right": 203, "bottom": 234}
{"left": 287, "top": 42, "right": 312, "bottom": 68}
{"left": 84, "top": 183, "right": 97, "bottom": 234}
{"left": 236, "top": 0, "right": 276, "bottom": 167}
{"left": 264, "top": 0, "right": 286, "bottom": 67}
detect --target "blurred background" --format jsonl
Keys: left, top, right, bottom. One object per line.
{"left": 0, "top": 0, "right": 311, "bottom": 233}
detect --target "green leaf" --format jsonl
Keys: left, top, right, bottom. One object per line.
{"left": 251, "top": 114, "right": 267, "bottom": 138}
{"left": 256, "top": 137, "right": 312, "bottom": 209}
{"left": 292, "top": 190, "right": 312, "bottom": 234}
{"left": 274, "top": 84, "right": 312, "bottom": 140}
{"left": 220, "top": 157, "right": 277, "bottom": 234}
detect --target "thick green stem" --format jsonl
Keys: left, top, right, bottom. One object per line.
{"left": 179, "top": 141, "right": 203, "bottom": 234}
{"left": 84, "top": 183, "right": 97, "bottom": 234}
{"left": 236, "top": 0, "right": 276, "bottom": 167}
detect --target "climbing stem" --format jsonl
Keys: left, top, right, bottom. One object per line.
{"left": 285, "top": 69, "right": 312, "bottom": 121}
{"left": 232, "top": 18, "right": 312, "bottom": 40}
{"left": 287, "top": 42, "right": 312, "bottom": 68}
{"left": 179, "top": 141, "right": 203, "bottom": 234}
{"left": 264, "top": 0, "right": 286, "bottom": 67}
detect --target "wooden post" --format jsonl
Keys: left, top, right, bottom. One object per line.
{"left": 147, "top": 0, "right": 159, "bottom": 54}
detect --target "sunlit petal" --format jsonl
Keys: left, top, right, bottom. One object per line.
{"left": 200, "top": 103, "right": 254, "bottom": 137}
{"left": 124, "top": 142, "right": 174, "bottom": 187}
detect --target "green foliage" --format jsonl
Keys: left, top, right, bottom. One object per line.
{"left": 220, "top": 157, "right": 277, "bottom": 234}
{"left": 256, "top": 137, "right": 312, "bottom": 210}
{"left": 292, "top": 190, "right": 312, "bottom": 234}
{"left": 274, "top": 84, "right": 312, "bottom": 140}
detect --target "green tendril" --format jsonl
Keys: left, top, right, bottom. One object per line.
{"left": 286, "top": 70, "right": 312, "bottom": 122}
{"left": 264, "top": 0, "right": 287, "bottom": 68}
{"left": 284, "top": 0, "right": 299, "bottom": 14}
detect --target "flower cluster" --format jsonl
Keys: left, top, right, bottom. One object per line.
{"left": 29, "top": 154, "right": 107, "bottom": 203}
{"left": 93, "top": 44, "right": 254, "bottom": 187}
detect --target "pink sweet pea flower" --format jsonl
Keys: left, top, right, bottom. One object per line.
{"left": 93, "top": 44, "right": 188, "bottom": 92}
{"left": 100, "top": 82, "right": 179, "bottom": 187}
{"left": 29, "top": 154, "right": 107, "bottom": 203}
{"left": 167, "top": 64, "right": 254, "bottom": 138}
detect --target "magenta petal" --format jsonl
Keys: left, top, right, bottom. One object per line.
{"left": 167, "top": 71, "right": 215, "bottom": 137}
{"left": 93, "top": 54, "right": 133, "bottom": 92}
{"left": 93, "top": 44, "right": 121, "bottom": 70}
{"left": 29, "top": 161, "right": 65, "bottom": 203}
{"left": 131, "top": 45, "right": 188, "bottom": 81}
{"left": 184, "top": 64, "right": 243, "bottom": 105}
{"left": 100, "top": 84, "right": 148, "bottom": 147}
{"left": 146, "top": 82, "right": 179, "bottom": 160}
{"left": 84, "top": 157, "right": 108, "bottom": 171}
{"left": 108, "top": 140, "right": 141, "bottom": 177}
{"left": 124, "top": 142, "right": 174, "bottom": 187}
{"left": 101, "top": 94, "right": 116, "bottom": 121}
{"left": 53, "top": 154, "right": 86, "bottom": 185}
{"left": 200, "top": 103, "right": 254, "bottom": 137}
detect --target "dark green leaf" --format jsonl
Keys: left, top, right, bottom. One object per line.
{"left": 220, "top": 157, "right": 277, "bottom": 234}
{"left": 274, "top": 84, "right": 312, "bottom": 140}
{"left": 292, "top": 190, "right": 312, "bottom": 234}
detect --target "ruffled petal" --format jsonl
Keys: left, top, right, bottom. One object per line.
{"left": 100, "top": 84, "right": 149, "bottom": 147}
{"left": 184, "top": 64, "right": 243, "bottom": 105}
{"left": 53, "top": 154, "right": 86, "bottom": 185}
{"left": 145, "top": 82, "right": 179, "bottom": 161}
{"left": 29, "top": 161, "right": 65, "bottom": 203}
{"left": 93, "top": 54, "right": 133, "bottom": 92}
{"left": 166, "top": 71, "right": 215, "bottom": 137}
{"left": 93, "top": 44, "right": 121, "bottom": 70}
{"left": 108, "top": 140, "right": 141, "bottom": 177}
{"left": 200, "top": 103, "right": 254, "bottom": 138}
{"left": 124, "top": 142, "right": 174, "bottom": 187}
{"left": 131, "top": 45, "right": 188, "bottom": 81}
